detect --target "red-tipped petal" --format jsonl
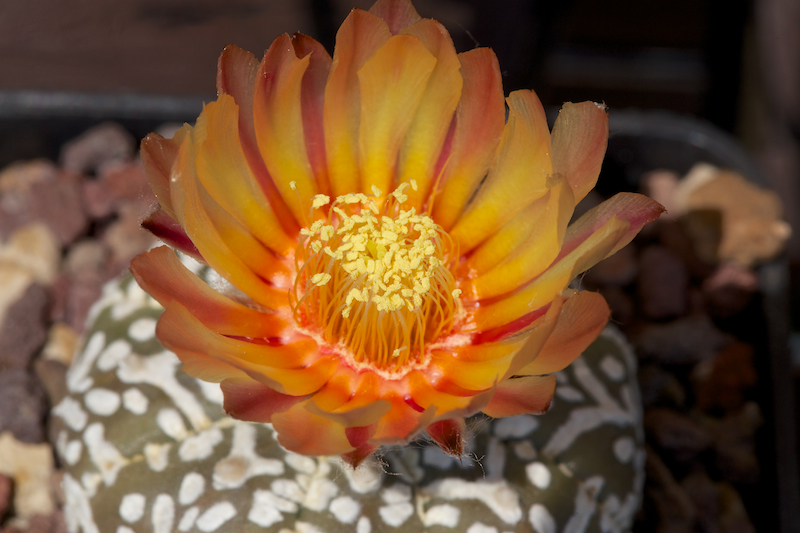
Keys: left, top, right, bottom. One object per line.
{"left": 397, "top": 19, "right": 462, "bottom": 211}
{"left": 432, "top": 48, "right": 505, "bottom": 231}
{"left": 272, "top": 401, "right": 354, "bottom": 456}
{"left": 358, "top": 34, "right": 436, "bottom": 195}
{"left": 140, "top": 209, "right": 202, "bottom": 260}
{"left": 140, "top": 125, "right": 191, "bottom": 219}
{"left": 450, "top": 90, "right": 552, "bottom": 254}
{"left": 369, "top": 0, "right": 422, "bottom": 35}
{"left": 221, "top": 377, "right": 307, "bottom": 423}
{"left": 482, "top": 375, "right": 556, "bottom": 418}
{"left": 254, "top": 34, "right": 319, "bottom": 226}
{"left": 217, "top": 44, "right": 297, "bottom": 234}
{"left": 551, "top": 102, "right": 609, "bottom": 203}
{"left": 130, "top": 246, "right": 287, "bottom": 339}
{"left": 427, "top": 418, "right": 466, "bottom": 457}
{"left": 324, "top": 9, "right": 391, "bottom": 197}
{"left": 292, "top": 33, "right": 332, "bottom": 195}
{"left": 341, "top": 443, "right": 379, "bottom": 468}
{"left": 518, "top": 290, "right": 610, "bottom": 376}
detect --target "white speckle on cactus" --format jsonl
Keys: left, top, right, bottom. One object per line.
{"left": 64, "top": 440, "right": 83, "bottom": 466}
{"left": 381, "top": 483, "right": 411, "bottom": 504}
{"left": 526, "top": 462, "right": 551, "bottom": 490}
{"left": 177, "top": 506, "right": 200, "bottom": 532}
{"left": 117, "top": 351, "right": 211, "bottom": 431}
{"left": 212, "top": 422, "right": 284, "bottom": 490}
{"left": 118, "top": 493, "right": 146, "bottom": 523}
{"left": 178, "top": 472, "right": 206, "bottom": 505}
{"left": 67, "top": 331, "right": 105, "bottom": 393}
{"left": 195, "top": 501, "right": 236, "bottom": 532}
{"left": 423, "top": 479, "right": 522, "bottom": 525}
{"left": 247, "top": 490, "right": 288, "bottom": 527}
{"left": 63, "top": 474, "right": 98, "bottom": 533}
{"left": 271, "top": 478, "right": 305, "bottom": 503}
{"left": 179, "top": 427, "right": 224, "bottom": 462}
{"left": 284, "top": 451, "right": 317, "bottom": 474}
{"left": 303, "top": 477, "right": 339, "bottom": 512}
{"left": 156, "top": 408, "right": 188, "bottom": 441}
{"left": 423, "top": 503, "right": 460, "bottom": 527}
{"left": 600, "top": 354, "right": 626, "bottom": 382}
{"left": 128, "top": 317, "right": 157, "bottom": 342}
{"left": 83, "top": 422, "right": 129, "bottom": 485}
{"left": 493, "top": 415, "right": 539, "bottom": 439}
{"left": 116, "top": 526, "right": 135, "bottom": 533}
{"left": 563, "top": 476, "right": 604, "bottom": 533}
{"left": 81, "top": 472, "right": 102, "bottom": 498}
{"left": 337, "top": 459, "right": 382, "bottom": 494}
{"left": 53, "top": 397, "right": 88, "bottom": 431}
{"left": 555, "top": 385, "right": 585, "bottom": 403}
{"left": 96, "top": 340, "right": 132, "bottom": 372}
{"left": 84, "top": 388, "right": 121, "bottom": 416}
{"left": 378, "top": 501, "right": 414, "bottom": 527}
{"left": 143, "top": 442, "right": 171, "bottom": 472}
{"left": 467, "top": 523, "right": 499, "bottom": 533}
{"left": 196, "top": 379, "right": 225, "bottom": 404}
{"left": 528, "top": 503, "right": 556, "bottom": 533}
{"left": 151, "top": 494, "right": 175, "bottom": 533}
{"left": 356, "top": 516, "right": 372, "bottom": 533}
{"left": 122, "top": 387, "right": 149, "bottom": 414}
{"left": 329, "top": 495, "right": 361, "bottom": 524}
{"left": 613, "top": 436, "right": 636, "bottom": 464}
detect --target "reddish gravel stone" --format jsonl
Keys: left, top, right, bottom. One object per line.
{"left": 59, "top": 122, "right": 135, "bottom": 176}
{"left": 0, "top": 369, "right": 47, "bottom": 443}
{"left": 0, "top": 283, "right": 49, "bottom": 370}
{"left": 638, "top": 245, "right": 689, "bottom": 319}
{"left": 0, "top": 473, "right": 11, "bottom": 522}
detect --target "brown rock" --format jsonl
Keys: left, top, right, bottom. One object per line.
{"left": 645, "top": 408, "right": 714, "bottom": 462}
{"left": 0, "top": 473, "right": 11, "bottom": 522}
{"left": 59, "top": 122, "right": 134, "bottom": 175}
{"left": 636, "top": 314, "right": 733, "bottom": 364}
{"left": 638, "top": 245, "right": 689, "bottom": 319}
{"left": 681, "top": 469, "right": 722, "bottom": 533}
{"left": 82, "top": 160, "right": 155, "bottom": 219}
{"left": 718, "top": 482, "right": 756, "bottom": 533}
{"left": 0, "top": 284, "right": 49, "bottom": 370}
{"left": 644, "top": 446, "right": 698, "bottom": 533}
{"left": 585, "top": 244, "right": 637, "bottom": 287}
{"left": 33, "top": 359, "right": 69, "bottom": 407}
{"left": 62, "top": 279, "right": 104, "bottom": 334}
{"left": 63, "top": 240, "right": 111, "bottom": 284}
{"left": 0, "top": 370, "right": 47, "bottom": 443}
{"left": 638, "top": 364, "right": 686, "bottom": 409}
{"left": 0, "top": 433, "right": 54, "bottom": 522}
{"left": 693, "top": 342, "right": 757, "bottom": 413}
{"left": 102, "top": 202, "right": 158, "bottom": 266}
{"left": 702, "top": 263, "right": 758, "bottom": 318}
{"left": 701, "top": 403, "right": 762, "bottom": 484}
{"left": 41, "top": 323, "right": 79, "bottom": 366}
{"left": 0, "top": 161, "right": 87, "bottom": 245}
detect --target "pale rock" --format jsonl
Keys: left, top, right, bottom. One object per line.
{"left": 0, "top": 432, "right": 55, "bottom": 524}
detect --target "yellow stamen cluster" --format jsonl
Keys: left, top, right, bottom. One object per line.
{"left": 291, "top": 183, "right": 459, "bottom": 371}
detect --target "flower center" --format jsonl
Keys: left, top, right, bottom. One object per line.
{"left": 291, "top": 182, "right": 460, "bottom": 371}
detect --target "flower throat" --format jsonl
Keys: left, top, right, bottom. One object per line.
{"left": 290, "top": 182, "right": 460, "bottom": 372}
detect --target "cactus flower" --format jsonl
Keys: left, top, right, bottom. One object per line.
{"left": 131, "top": 0, "right": 663, "bottom": 466}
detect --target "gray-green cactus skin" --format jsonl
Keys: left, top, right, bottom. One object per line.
{"left": 53, "top": 271, "right": 644, "bottom": 533}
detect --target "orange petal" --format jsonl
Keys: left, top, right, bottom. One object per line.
{"left": 170, "top": 134, "right": 289, "bottom": 310}
{"left": 140, "top": 209, "right": 202, "bottom": 260}
{"left": 324, "top": 9, "right": 391, "bottom": 197}
{"left": 358, "top": 34, "right": 436, "bottom": 195}
{"left": 271, "top": 401, "right": 354, "bottom": 456}
{"left": 253, "top": 34, "right": 318, "bottom": 226}
{"left": 157, "top": 302, "right": 334, "bottom": 396}
{"left": 308, "top": 371, "right": 392, "bottom": 428}
{"left": 139, "top": 125, "right": 191, "bottom": 220}
{"left": 474, "top": 215, "right": 628, "bottom": 331}
{"left": 194, "top": 94, "right": 295, "bottom": 255}
{"left": 432, "top": 48, "right": 505, "bottom": 231}
{"left": 217, "top": 44, "right": 298, "bottom": 235}
{"left": 428, "top": 333, "right": 530, "bottom": 393}
{"left": 196, "top": 185, "right": 292, "bottom": 285}
{"left": 130, "top": 246, "right": 287, "bottom": 338}
{"left": 371, "top": 393, "right": 437, "bottom": 445}
{"left": 369, "top": 0, "right": 422, "bottom": 34}
{"left": 560, "top": 192, "right": 666, "bottom": 261}
{"left": 482, "top": 375, "right": 556, "bottom": 418}
{"left": 292, "top": 34, "right": 333, "bottom": 195}
{"left": 518, "top": 290, "right": 609, "bottom": 376}
{"left": 450, "top": 90, "right": 552, "bottom": 254}
{"left": 342, "top": 424, "right": 379, "bottom": 467}
{"left": 396, "top": 19, "right": 462, "bottom": 211}
{"left": 466, "top": 176, "right": 575, "bottom": 299}
{"left": 426, "top": 418, "right": 466, "bottom": 457}
{"left": 220, "top": 377, "right": 307, "bottom": 423}
{"left": 551, "top": 102, "right": 608, "bottom": 203}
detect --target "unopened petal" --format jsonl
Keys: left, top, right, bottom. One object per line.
{"left": 369, "top": 0, "right": 422, "bottom": 34}
{"left": 551, "top": 101, "right": 608, "bottom": 203}
{"left": 482, "top": 375, "right": 556, "bottom": 418}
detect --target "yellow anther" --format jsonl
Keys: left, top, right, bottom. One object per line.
{"left": 312, "top": 194, "right": 330, "bottom": 209}
{"left": 310, "top": 273, "right": 331, "bottom": 286}
{"left": 452, "top": 288, "right": 462, "bottom": 298}
{"left": 410, "top": 179, "right": 418, "bottom": 191}
{"left": 371, "top": 185, "right": 382, "bottom": 197}
{"left": 289, "top": 181, "right": 297, "bottom": 190}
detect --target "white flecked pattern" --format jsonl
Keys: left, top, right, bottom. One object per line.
{"left": 55, "top": 272, "right": 646, "bottom": 533}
